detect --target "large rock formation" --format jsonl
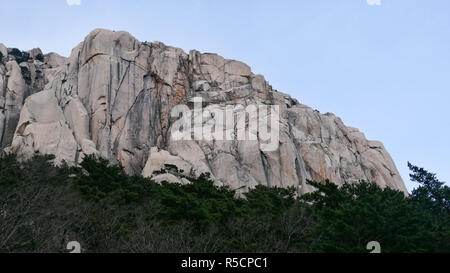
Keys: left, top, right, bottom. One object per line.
{"left": 2, "top": 29, "right": 408, "bottom": 194}
{"left": 0, "top": 43, "right": 66, "bottom": 148}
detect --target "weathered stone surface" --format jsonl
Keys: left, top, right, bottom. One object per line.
{"left": 44, "top": 52, "right": 66, "bottom": 68}
{"left": 142, "top": 147, "right": 193, "bottom": 179}
{"left": 0, "top": 44, "right": 7, "bottom": 59}
{"left": 0, "top": 45, "right": 67, "bottom": 148}
{"left": 3, "top": 28, "right": 408, "bottom": 194}
{"left": 26, "top": 48, "right": 43, "bottom": 60}
{"left": 0, "top": 60, "right": 27, "bottom": 149}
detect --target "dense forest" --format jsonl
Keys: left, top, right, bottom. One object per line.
{"left": 0, "top": 153, "right": 448, "bottom": 253}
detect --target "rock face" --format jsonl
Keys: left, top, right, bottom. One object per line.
{"left": 0, "top": 43, "right": 66, "bottom": 148}
{"left": 2, "top": 29, "right": 408, "bottom": 194}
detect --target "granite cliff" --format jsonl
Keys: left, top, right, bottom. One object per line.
{"left": 0, "top": 29, "right": 408, "bottom": 194}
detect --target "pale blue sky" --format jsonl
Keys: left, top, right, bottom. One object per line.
{"left": 1, "top": 0, "right": 449, "bottom": 192}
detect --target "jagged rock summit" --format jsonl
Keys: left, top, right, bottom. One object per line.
{"left": 0, "top": 29, "right": 408, "bottom": 194}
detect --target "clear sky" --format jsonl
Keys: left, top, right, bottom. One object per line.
{"left": 1, "top": 0, "right": 448, "bottom": 192}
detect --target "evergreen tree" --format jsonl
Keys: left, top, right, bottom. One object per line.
{"left": 408, "top": 162, "right": 450, "bottom": 215}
